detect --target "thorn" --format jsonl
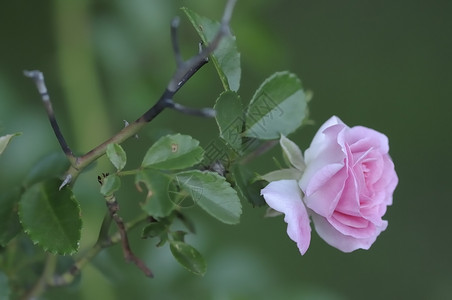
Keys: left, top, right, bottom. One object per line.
{"left": 59, "top": 174, "right": 72, "bottom": 190}
{"left": 124, "top": 120, "right": 139, "bottom": 139}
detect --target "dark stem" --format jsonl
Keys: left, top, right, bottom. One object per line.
{"left": 24, "top": 0, "right": 237, "bottom": 190}
{"left": 167, "top": 0, "right": 237, "bottom": 93}
{"left": 23, "top": 70, "right": 76, "bottom": 164}
{"left": 138, "top": 90, "right": 173, "bottom": 123}
{"left": 106, "top": 195, "right": 153, "bottom": 278}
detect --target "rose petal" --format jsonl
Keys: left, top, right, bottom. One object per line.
{"left": 302, "top": 164, "right": 346, "bottom": 216}
{"left": 304, "top": 116, "right": 344, "bottom": 163}
{"left": 311, "top": 213, "right": 388, "bottom": 252}
{"left": 347, "top": 126, "right": 389, "bottom": 154}
{"left": 261, "top": 180, "right": 311, "bottom": 255}
{"left": 302, "top": 123, "right": 346, "bottom": 173}
{"left": 333, "top": 163, "right": 361, "bottom": 215}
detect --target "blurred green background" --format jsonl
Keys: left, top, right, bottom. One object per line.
{"left": 1, "top": 0, "right": 451, "bottom": 299}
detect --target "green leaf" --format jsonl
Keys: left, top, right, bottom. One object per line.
{"left": 175, "top": 170, "right": 242, "bottom": 224}
{"left": 280, "top": 135, "right": 305, "bottom": 171}
{"left": 0, "top": 132, "right": 21, "bottom": 156}
{"left": 0, "top": 271, "right": 10, "bottom": 300}
{"left": 18, "top": 179, "right": 81, "bottom": 255}
{"left": 106, "top": 143, "right": 127, "bottom": 171}
{"left": 100, "top": 174, "right": 121, "bottom": 197}
{"left": 245, "top": 72, "right": 307, "bottom": 140}
{"left": 202, "top": 138, "right": 234, "bottom": 166}
{"left": 214, "top": 91, "right": 244, "bottom": 152}
{"left": 182, "top": 7, "right": 241, "bottom": 92}
{"left": 156, "top": 235, "right": 168, "bottom": 247}
{"left": 142, "top": 134, "right": 203, "bottom": 170}
{"left": 0, "top": 189, "right": 22, "bottom": 246}
{"left": 170, "top": 241, "right": 206, "bottom": 276}
{"left": 232, "top": 164, "right": 266, "bottom": 207}
{"left": 23, "top": 152, "right": 70, "bottom": 188}
{"left": 135, "top": 170, "right": 175, "bottom": 217}
{"left": 142, "top": 222, "right": 169, "bottom": 239}
{"left": 171, "top": 230, "right": 187, "bottom": 242}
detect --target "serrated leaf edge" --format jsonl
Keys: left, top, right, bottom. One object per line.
{"left": 18, "top": 184, "right": 81, "bottom": 255}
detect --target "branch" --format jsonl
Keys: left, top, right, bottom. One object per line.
{"left": 50, "top": 214, "right": 149, "bottom": 287}
{"left": 25, "top": 0, "right": 238, "bottom": 189}
{"left": 167, "top": 0, "right": 237, "bottom": 93}
{"left": 23, "top": 70, "right": 76, "bottom": 165}
{"left": 105, "top": 194, "right": 153, "bottom": 278}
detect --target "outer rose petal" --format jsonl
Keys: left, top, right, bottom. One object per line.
{"left": 261, "top": 180, "right": 311, "bottom": 255}
{"left": 311, "top": 213, "right": 388, "bottom": 252}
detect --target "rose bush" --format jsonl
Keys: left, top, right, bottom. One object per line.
{"left": 261, "top": 116, "right": 398, "bottom": 254}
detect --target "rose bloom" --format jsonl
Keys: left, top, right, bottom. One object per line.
{"left": 261, "top": 116, "right": 398, "bottom": 254}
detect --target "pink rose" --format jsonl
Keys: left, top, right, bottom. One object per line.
{"left": 261, "top": 116, "right": 398, "bottom": 254}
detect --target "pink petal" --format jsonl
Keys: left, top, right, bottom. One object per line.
{"left": 332, "top": 165, "right": 360, "bottom": 215}
{"left": 312, "top": 213, "right": 388, "bottom": 252}
{"left": 347, "top": 126, "right": 389, "bottom": 154}
{"left": 302, "top": 164, "right": 347, "bottom": 216}
{"left": 261, "top": 180, "right": 311, "bottom": 255}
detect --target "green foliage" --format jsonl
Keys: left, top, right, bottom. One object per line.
{"left": 175, "top": 170, "right": 242, "bottom": 224}
{"left": 0, "top": 132, "right": 21, "bottom": 156}
{"left": 135, "top": 170, "right": 175, "bottom": 217}
{"left": 18, "top": 179, "right": 81, "bottom": 255}
{"left": 231, "top": 164, "right": 266, "bottom": 207}
{"left": 0, "top": 189, "right": 22, "bottom": 246}
{"left": 141, "top": 215, "right": 204, "bottom": 275}
{"left": 182, "top": 7, "right": 241, "bottom": 91}
{"left": 141, "top": 221, "right": 169, "bottom": 239}
{"left": 170, "top": 241, "right": 206, "bottom": 276}
{"left": 100, "top": 174, "right": 121, "bottom": 197}
{"left": 245, "top": 72, "right": 307, "bottom": 139}
{"left": 142, "top": 134, "right": 204, "bottom": 170}
{"left": 214, "top": 91, "right": 244, "bottom": 152}
{"left": 106, "top": 143, "right": 127, "bottom": 171}
{"left": 0, "top": 3, "right": 316, "bottom": 297}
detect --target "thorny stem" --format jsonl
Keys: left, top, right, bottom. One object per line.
{"left": 24, "top": 0, "right": 238, "bottom": 188}
{"left": 22, "top": 0, "right": 238, "bottom": 297}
